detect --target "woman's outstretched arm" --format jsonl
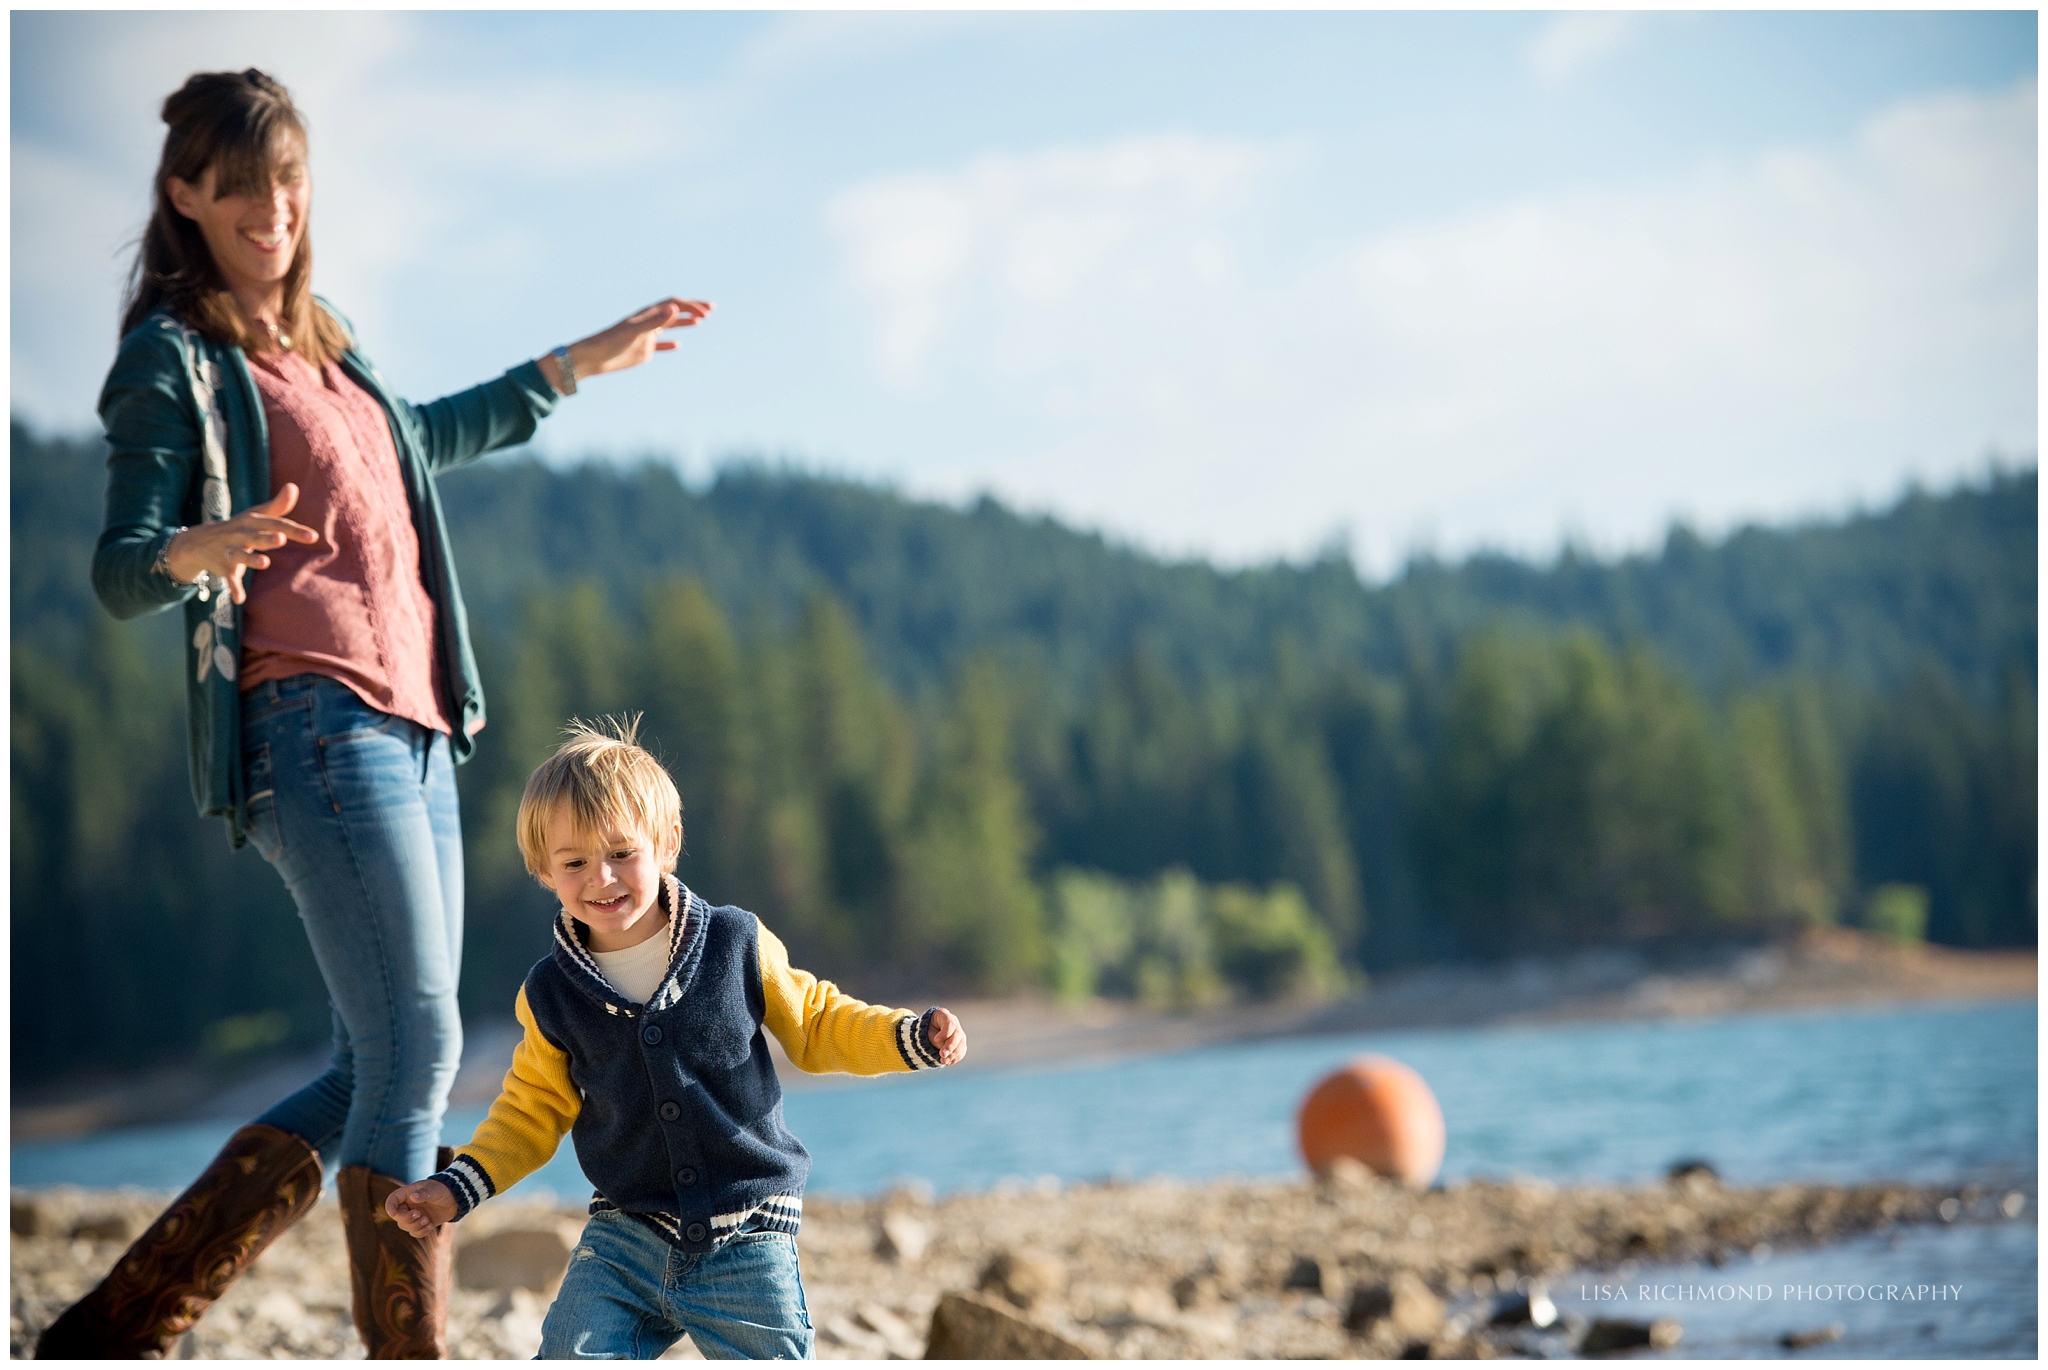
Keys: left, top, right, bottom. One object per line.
{"left": 396, "top": 297, "right": 713, "bottom": 476}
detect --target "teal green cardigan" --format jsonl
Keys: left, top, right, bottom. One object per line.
{"left": 91, "top": 301, "right": 559, "bottom": 846}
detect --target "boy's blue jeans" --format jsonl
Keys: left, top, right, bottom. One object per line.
{"left": 239, "top": 674, "right": 464, "bottom": 1183}
{"left": 539, "top": 1209, "right": 815, "bottom": 1360}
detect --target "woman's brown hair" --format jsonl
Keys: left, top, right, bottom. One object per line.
{"left": 121, "top": 69, "right": 351, "bottom": 367}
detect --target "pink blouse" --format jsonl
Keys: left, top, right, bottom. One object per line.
{"left": 238, "top": 350, "right": 452, "bottom": 737}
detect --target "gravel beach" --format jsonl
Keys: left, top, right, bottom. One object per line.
{"left": 11, "top": 1167, "right": 2028, "bottom": 1359}
{"left": 11, "top": 931, "right": 2032, "bottom": 1358}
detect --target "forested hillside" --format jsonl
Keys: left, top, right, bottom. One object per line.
{"left": 11, "top": 421, "right": 2035, "bottom": 1086}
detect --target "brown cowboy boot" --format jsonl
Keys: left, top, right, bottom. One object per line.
{"left": 339, "top": 1147, "right": 455, "bottom": 1358}
{"left": 34, "top": 1123, "right": 322, "bottom": 1359}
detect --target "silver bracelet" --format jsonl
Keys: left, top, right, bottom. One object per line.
{"left": 153, "top": 527, "right": 222, "bottom": 601}
{"left": 152, "top": 526, "right": 191, "bottom": 583}
{"left": 550, "top": 345, "right": 578, "bottom": 397}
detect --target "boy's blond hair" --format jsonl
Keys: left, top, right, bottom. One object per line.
{"left": 517, "top": 715, "right": 683, "bottom": 877}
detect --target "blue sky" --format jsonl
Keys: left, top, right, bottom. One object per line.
{"left": 11, "top": 11, "right": 2036, "bottom": 574}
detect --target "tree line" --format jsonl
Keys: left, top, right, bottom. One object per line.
{"left": 10, "top": 424, "right": 2036, "bottom": 1085}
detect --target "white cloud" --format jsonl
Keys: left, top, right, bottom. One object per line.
{"left": 829, "top": 82, "right": 2037, "bottom": 571}
{"left": 1528, "top": 13, "right": 1643, "bottom": 85}
{"left": 827, "top": 134, "right": 1287, "bottom": 390}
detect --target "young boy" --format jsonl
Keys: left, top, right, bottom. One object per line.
{"left": 385, "top": 719, "right": 966, "bottom": 1359}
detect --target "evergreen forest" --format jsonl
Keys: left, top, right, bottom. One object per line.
{"left": 11, "top": 420, "right": 2037, "bottom": 1087}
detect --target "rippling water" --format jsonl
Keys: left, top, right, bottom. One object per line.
{"left": 15, "top": 998, "right": 2033, "bottom": 1197}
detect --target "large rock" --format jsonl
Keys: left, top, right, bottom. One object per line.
{"left": 979, "top": 1248, "right": 1067, "bottom": 1310}
{"left": 455, "top": 1226, "right": 576, "bottom": 1294}
{"left": 925, "top": 1290, "right": 1092, "bottom": 1359}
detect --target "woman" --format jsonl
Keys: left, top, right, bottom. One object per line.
{"left": 39, "top": 69, "right": 710, "bottom": 1360}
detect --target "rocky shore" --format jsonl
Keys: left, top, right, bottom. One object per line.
{"left": 11, "top": 1167, "right": 2030, "bottom": 1359}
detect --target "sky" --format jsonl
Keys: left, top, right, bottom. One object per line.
{"left": 10, "top": 10, "right": 2037, "bottom": 576}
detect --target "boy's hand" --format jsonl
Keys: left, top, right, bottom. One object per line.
{"left": 384, "top": 1178, "right": 457, "bottom": 1236}
{"left": 927, "top": 1007, "right": 967, "bottom": 1066}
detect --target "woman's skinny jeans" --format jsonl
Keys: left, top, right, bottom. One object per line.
{"left": 240, "top": 674, "right": 463, "bottom": 1183}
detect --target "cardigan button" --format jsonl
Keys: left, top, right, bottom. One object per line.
{"left": 659, "top": 1101, "right": 681, "bottom": 1122}
{"left": 676, "top": 1167, "right": 698, "bottom": 1187}
{"left": 642, "top": 1024, "right": 663, "bottom": 1045}
{"left": 686, "top": 1222, "right": 708, "bottom": 1243}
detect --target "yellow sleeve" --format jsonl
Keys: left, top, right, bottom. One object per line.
{"left": 756, "top": 918, "right": 940, "bottom": 1075}
{"left": 445, "top": 985, "right": 581, "bottom": 1212}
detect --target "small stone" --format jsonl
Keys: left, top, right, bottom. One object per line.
{"left": 10, "top": 1197, "right": 48, "bottom": 1237}
{"left": 1487, "top": 1284, "right": 1556, "bottom": 1329}
{"left": 853, "top": 1303, "right": 912, "bottom": 1343}
{"left": 1938, "top": 1197, "right": 1961, "bottom": 1223}
{"left": 1780, "top": 1322, "right": 1845, "bottom": 1349}
{"left": 249, "top": 1288, "right": 307, "bottom": 1331}
{"left": 1318, "top": 1156, "right": 1377, "bottom": 1192}
{"left": 1205, "top": 1242, "right": 1249, "bottom": 1289}
{"left": 455, "top": 1226, "right": 576, "bottom": 1294}
{"left": 1665, "top": 1158, "right": 1718, "bottom": 1184}
{"left": 1171, "top": 1272, "right": 1219, "bottom": 1309}
{"left": 1346, "top": 1272, "right": 1442, "bottom": 1341}
{"left": 1582, "top": 1317, "right": 1682, "bottom": 1356}
{"left": 876, "top": 1211, "right": 930, "bottom": 1263}
{"left": 2001, "top": 1191, "right": 2027, "bottom": 1219}
{"left": 485, "top": 1288, "right": 547, "bottom": 1356}
{"left": 980, "top": 1248, "right": 1067, "bottom": 1310}
{"left": 925, "top": 1289, "right": 1091, "bottom": 1359}
{"left": 1121, "top": 1284, "right": 1178, "bottom": 1324}
{"left": 821, "top": 1314, "right": 890, "bottom": 1356}
{"left": 70, "top": 1213, "right": 138, "bottom": 1243}
{"left": 853, "top": 1302, "right": 921, "bottom": 1358}
{"left": 1284, "top": 1252, "right": 1340, "bottom": 1298}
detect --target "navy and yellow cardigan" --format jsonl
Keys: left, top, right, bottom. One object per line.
{"left": 431, "top": 875, "right": 943, "bottom": 1250}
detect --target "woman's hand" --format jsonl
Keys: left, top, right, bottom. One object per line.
{"left": 926, "top": 1007, "right": 967, "bottom": 1066}
{"left": 384, "top": 1178, "right": 458, "bottom": 1236}
{"left": 541, "top": 297, "right": 713, "bottom": 393}
{"left": 163, "top": 483, "right": 319, "bottom": 604}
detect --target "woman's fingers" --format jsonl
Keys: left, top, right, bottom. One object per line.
{"left": 255, "top": 482, "right": 300, "bottom": 516}
{"left": 561, "top": 297, "right": 714, "bottom": 381}
{"left": 249, "top": 515, "right": 320, "bottom": 543}
{"left": 248, "top": 487, "right": 318, "bottom": 541}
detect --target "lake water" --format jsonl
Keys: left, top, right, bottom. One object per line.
{"left": 14, "top": 998, "right": 2035, "bottom": 1355}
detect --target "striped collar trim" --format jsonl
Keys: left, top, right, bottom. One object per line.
{"left": 553, "top": 875, "right": 697, "bottom": 1015}
{"left": 645, "top": 876, "right": 695, "bottom": 1012}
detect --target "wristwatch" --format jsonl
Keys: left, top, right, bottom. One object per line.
{"left": 550, "top": 345, "right": 578, "bottom": 397}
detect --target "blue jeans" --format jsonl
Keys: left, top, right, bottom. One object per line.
{"left": 538, "top": 1210, "right": 815, "bottom": 1360}
{"left": 240, "top": 674, "right": 463, "bottom": 1183}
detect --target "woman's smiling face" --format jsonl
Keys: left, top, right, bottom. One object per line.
{"left": 165, "top": 148, "right": 310, "bottom": 304}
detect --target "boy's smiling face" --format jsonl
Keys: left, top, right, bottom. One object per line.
{"left": 536, "top": 800, "right": 682, "bottom": 953}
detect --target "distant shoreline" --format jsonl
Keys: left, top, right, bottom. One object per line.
{"left": 12, "top": 928, "right": 2033, "bottom": 1142}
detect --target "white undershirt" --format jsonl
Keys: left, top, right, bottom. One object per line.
{"left": 589, "top": 920, "right": 673, "bottom": 1005}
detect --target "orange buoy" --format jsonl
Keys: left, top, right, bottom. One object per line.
{"left": 1296, "top": 1055, "right": 1445, "bottom": 1188}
